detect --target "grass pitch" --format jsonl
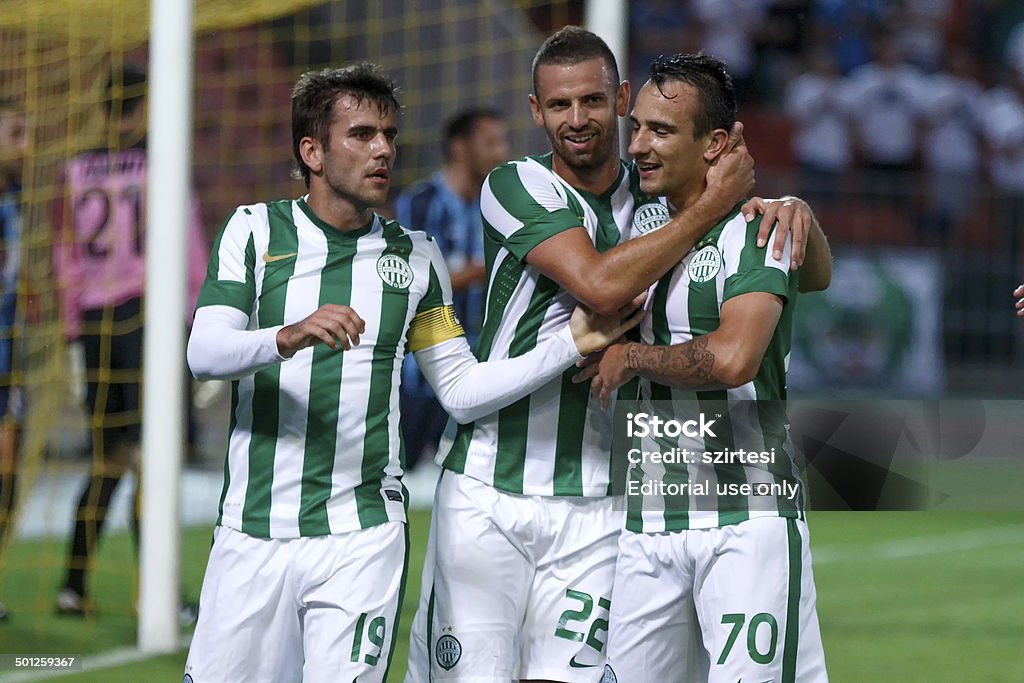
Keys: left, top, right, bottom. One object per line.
{"left": 0, "top": 510, "right": 1020, "bottom": 682}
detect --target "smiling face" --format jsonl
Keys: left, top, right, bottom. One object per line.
{"left": 529, "top": 57, "right": 628, "bottom": 189}
{"left": 628, "top": 79, "right": 727, "bottom": 210}
{"left": 302, "top": 93, "right": 397, "bottom": 215}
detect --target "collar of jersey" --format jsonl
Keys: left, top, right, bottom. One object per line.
{"left": 536, "top": 152, "right": 627, "bottom": 202}
{"left": 297, "top": 196, "right": 376, "bottom": 241}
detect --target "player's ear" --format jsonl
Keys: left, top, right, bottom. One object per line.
{"left": 615, "top": 80, "right": 630, "bottom": 117}
{"left": 529, "top": 94, "right": 543, "bottom": 128}
{"left": 703, "top": 128, "right": 729, "bottom": 162}
{"left": 299, "top": 136, "right": 323, "bottom": 175}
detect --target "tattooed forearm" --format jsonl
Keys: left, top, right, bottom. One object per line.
{"left": 625, "top": 337, "right": 726, "bottom": 390}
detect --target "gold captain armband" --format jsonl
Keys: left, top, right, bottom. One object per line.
{"left": 407, "top": 305, "right": 465, "bottom": 352}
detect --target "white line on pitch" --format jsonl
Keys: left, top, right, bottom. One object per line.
{"left": 0, "top": 636, "right": 189, "bottom": 683}
{"left": 812, "top": 525, "right": 1024, "bottom": 564}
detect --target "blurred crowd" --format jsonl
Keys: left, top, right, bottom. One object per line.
{"left": 627, "top": 0, "right": 1024, "bottom": 369}
{"left": 630, "top": 0, "right": 1024, "bottom": 247}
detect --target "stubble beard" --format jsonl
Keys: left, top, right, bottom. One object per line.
{"left": 551, "top": 129, "right": 617, "bottom": 177}
{"left": 326, "top": 172, "right": 388, "bottom": 213}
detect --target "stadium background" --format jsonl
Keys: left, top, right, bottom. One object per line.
{"left": 0, "top": 0, "right": 1022, "bottom": 680}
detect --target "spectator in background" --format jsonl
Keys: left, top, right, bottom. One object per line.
{"left": 844, "top": 34, "right": 927, "bottom": 199}
{"left": 1007, "top": 21, "right": 1024, "bottom": 78}
{"left": 0, "top": 97, "right": 27, "bottom": 623}
{"left": 52, "top": 63, "right": 207, "bottom": 616}
{"left": 965, "top": 0, "right": 1007, "bottom": 73}
{"left": 690, "top": 0, "right": 770, "bottom": 103}
{"left": 918, "top": 46, "right": 985, "bottom": 244}
{"left": 752, "top": 0, "right": 813, "bottom": 103}
{"left": 785, "top": 46, "right": 853, "bottom": 204}
{"left": 981, "top": 39, "right": 1024, "bottom": 228}
{"left": 393, "top": 109, "right": 509, "bottom": 472}
{"left": 812, "top": 0, "right": 887, "bottom": 76}
{"left": 628, "top": 0, "right": 698, "bottom": 91}
{"left": 890, "top": 0, "right": 955, "bottom": 73}
{"left": 979, "top": 46, "right": 1024, "bottom": 358}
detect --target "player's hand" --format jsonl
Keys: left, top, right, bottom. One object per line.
{"left": 276, "top": 304, "right": 365, "bottom": 358}
{"left": 703, "top": 121, "right": 755, "bottom": 215}
{"left": 1015, "top": 284, "right": 1024, "bottom": 317}
{"left": 572, "top": 342, "right": 634, "bottom": 410}
{"left": 569, "top": 293, "right": 646, "bottom": 356}
{"left": 742, "top": 195, "right": 815, "bottom": 269}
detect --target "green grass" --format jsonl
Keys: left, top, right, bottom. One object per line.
{"left": 811, "top": 511, "right": 1024, "bottom": 683}
{"left": 0, "top": 510, "right": 1021, "bottom": 681}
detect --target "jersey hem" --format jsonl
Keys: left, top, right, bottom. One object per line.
{"left": 625, "top": 508, "right": 802, "bottom": 534}
{"left": 216, "top": 509, "right": 408, "bottom": 539}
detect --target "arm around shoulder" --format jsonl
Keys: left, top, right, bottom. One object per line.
{"left": 524, "top": 196, "right": 726, "bottom": 316}
{"left": 415, "top": 328, "right": 582, "bottom": 424}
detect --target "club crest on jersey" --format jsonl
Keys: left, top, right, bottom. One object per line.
{"left": 632, "top": 202, "right": 670, "bottom": 235}
{"left": 435, "top": 634, "right": 462, "bottom": 670}
{"left": 687, "top": 245, "right": 722, "bottom": 283}
{"left": 376, "top": 253, "right": 414, "bottom": 289}
{"left": 602, "top": 664, "right": 618, "bottom": 683}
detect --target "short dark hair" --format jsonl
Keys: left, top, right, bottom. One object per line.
{"left": 105, "top": 62, "right": 147, "bottom": 118}
{"left": 648, "top": 54, "right": 736, "bottom": 139}
{"left": 531, "top": 26, "right": 620, "bottom": 95}
{"left": 442, "top": 108, "right": 502, "bottom": 160}
{"left": 291, "top": 62, "right": 400, "bottom": 187}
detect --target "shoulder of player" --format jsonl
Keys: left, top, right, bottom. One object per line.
{"left": 484, "top": 154, "right": 556, "bottom": 191}
{"left": 377, "top": 214, "right": 438, "bottom": 247}
{"left": 711, "top": 204, "right": 756, "bottom": 246}
{"left": 220, "top": 200, "right": 302, "bottom": 243}
{"left": 227, "top": 201, "right": 271, "bottom": 225}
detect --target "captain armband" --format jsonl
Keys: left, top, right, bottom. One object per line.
{"left": 407, "top": 305, "right": 465, "bottom": 352}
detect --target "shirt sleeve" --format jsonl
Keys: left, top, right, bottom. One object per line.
{"left": 187, "top": 305, "right": 286, "bottom": 381}
{"left": 721, "top": 214, "right": 794, "bottom": 303}
{"left": 195, "top": 206, "right": 257, "bottom": 314}
{"left": 407, "top": 238, "right": 465, "bottom": 352}
{"left": 480, "top": 161, "right": 583, "bottom": 262}
{"left": 414, "top": 325, "right": 583, "bottom": 424}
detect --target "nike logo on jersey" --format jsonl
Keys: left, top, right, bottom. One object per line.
{"left": 568, "top": 654, "right": 600, "bottom": 668}
{"left": 262, "top": 251, "right": 298, "bottom": 263}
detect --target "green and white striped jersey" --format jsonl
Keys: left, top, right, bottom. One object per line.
{"left": 627, "top": 205, "right": 806, "bottom": 533}
{"left": 439, "top": 153, "right": 643, "bottom": 497}
{"left": 196, "top": 197, "right": 462, "bottom": 538}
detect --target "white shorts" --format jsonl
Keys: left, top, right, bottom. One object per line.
{"left": 409, "top": 470, "right": 622, "bottom": 682}
{"left": 605, "top": 516, "right": 827, "bottom": 683}
{"left": 184, "top": 522, "right": 408, "bottom": 683}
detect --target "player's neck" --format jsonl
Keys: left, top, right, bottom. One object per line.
{"left": 667, "top": 181, "right": 706, "bottom": 216}
{"left": 305, "top": 190, "right": 374, "bottom": 232}
{"left": 552, "top": 155, "right": 620, "bottom": 195}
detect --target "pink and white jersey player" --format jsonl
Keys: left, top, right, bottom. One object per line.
{"left": 53, "top": 143, "right": 207, "bottom": 338}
